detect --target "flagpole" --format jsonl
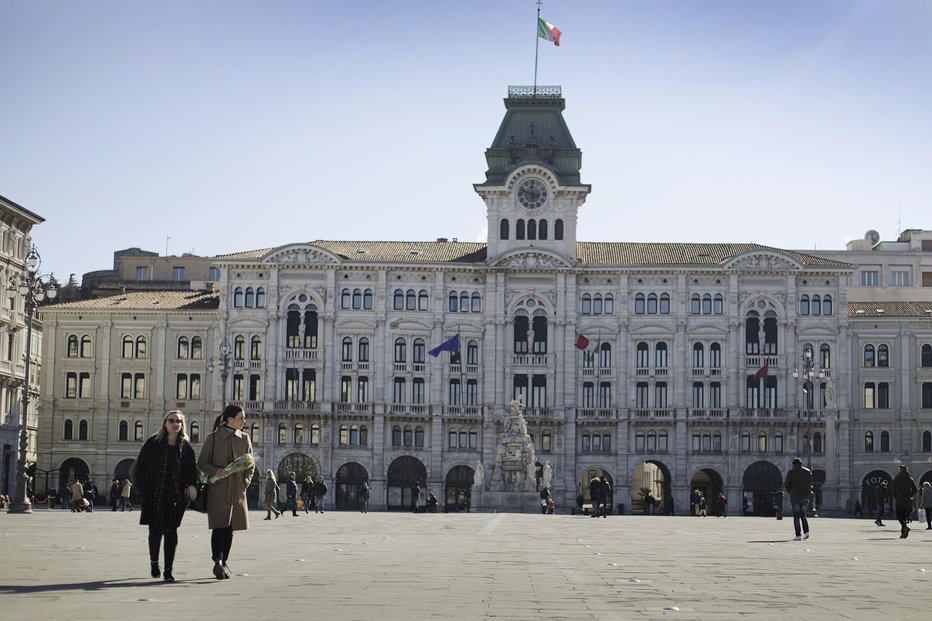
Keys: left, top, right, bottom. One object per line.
{"left": 533, "top": 0, "right": 542, "bottom": 94}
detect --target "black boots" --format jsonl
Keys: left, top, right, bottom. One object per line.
{"left": 150, "top": 562, "right": 160, "bottom": 579}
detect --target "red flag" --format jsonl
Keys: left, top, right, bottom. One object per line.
{"left": 575, "top": 334, "right": 590, "bottom": 350}
{"left": 752, "top": 362, "right": 768, "bottom": 382}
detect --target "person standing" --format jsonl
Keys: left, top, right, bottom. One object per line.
{"left": 263, "top": 470, "right": 281, "bottom": 520}
{"left": 698, "top": 493, "right": 707, "bottom": 517}
{"left": 198, "top": 405, "right": 254, "bottom": 580}
{"left": 773, "top": 490, "right": 784, "bottom": 520}
{"left": 412, "top": 481, "right": 421, "bottom": 513}
{"left": 784, "top": 457, "right": 813, "bottom": 541}
{"left": 717, "top": 492, "right": 728, "bottom": 518}
{"left": 892, "top": 465, "right": 918, "bottom": 539}
{"left": 588, "top": 476, "right": 603, "bottom": 518}
{"left": 539, "top": 486, "right": 550, "bottom": 515}
{"left": 919, "top": 481, "right": 932, "bottom": 530}
{"left": 690, "top": 489, "right": 699, "bottom": 516}
{"left": 83, "top": 479, "right": 96, "bottom": 512}
{"left": 314, "top": 476, "right": 328, "bottom": 513}
{"left": 109, "top": 479, "right": 121, "bottom": 511}
{"left": 600, "top": 476, "right": 612, "bottom": 518}
{"left": 121, "top": 478, "right": 134, "bottom": 511}
{"left": 70, "top": 479, "right": 85, "bottom": 512}
{"left": 301, "top": 476, "right": 314, "bottom": 513}
{"left": 359, "top": 481, "right": 370, "bottom": 514}
{"left": 285, "top": 472, "right": 299, "bottom": 516}
{"left": 133, "top": 410, "right": 199, "bottom": 582}
{"left": 875, "top": 482, "right": 888, "bottom": 526}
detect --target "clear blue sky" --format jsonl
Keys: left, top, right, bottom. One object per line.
{"left": 2, "top": 1, "right": 931, "bottom": 281}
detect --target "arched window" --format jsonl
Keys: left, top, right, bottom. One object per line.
{"left": 177, "top": 336, "right": 190, "bottom": 359}
{"left": 251, "top": 423, "right": 260, "bottom": 444}
{"left": 294, "top": 423, "right": 305, "bottom": 444}
{"left": 581, "top": 294, "right": 591, "bottom": 315}
{"left": 418, "top": 290, "right": 429, "bottom": 311}
{"left": 820, "top": 344, "right": 831, "bottom": 369}
{"left": 634, "top": 293, "right": 645, "bottom": 315}
{"left": 636, "top": 342, "right": 649, "bottom": 369}
{"left": 471, "top": 293, "right": 481, "bottom": 312}
{"left": 880, "top": 431, "right": 890, "bottom": 452}
{"left": 245, "top": 288, "right": 255, "bottom": 307}
{"left": 823, "top": 295, "right": 833, "bottom": 315}
{"left": 393, "top": 289, "right": 404, "bottom": 310}
{"left": 741, "top": 431, "right": 751, "bottom": 452}
{"left": 692, "top": 343, "right": 704, "bottom": 368}
{"left": 405, "top": 289, "right": 416, "bottom": 310}
{"left": 604, "top": 294, "right": 614, "bottom": 314}
{"left": 363, "top": 289, "right": 373, "bottom": 309}
{"left": 63, "top": 419, "right": 73, "bottom": 440}
{"left": 190, "top": 422, "right": 200, "bottom": 443}
{"left": 233, "top": 287, "right": 243, "bottom": 307}
{"left": 134, "top": 421, "right": 144, "bottom": 441}
{"left": 352, "top": 288, "right": 362, "bottom": 309}
{"left": 690, "top": 294, "right": 701, "bottom": 315}
{"left": 658, "top": 430, "right": 668, "bottom": 452}
{"left": 647, "top": 293, "right": 658, "bottom": 314}
{"left": 392, "top": 425, "right": 402, "bottom": 446}
{"left": 412, "top": 339, "right": 426, "bottom": 364}
{"left": 191, "top": 336, "right": 203, "bottom": 359}
{"left": 655, "top": 343, "right": 668, "bottom": 368}
{"left": 659, "top": 293, "right": 670, "bottom": 314}
{"left": 310, "top": 423, "right": 320, "bottom": 445}
{"left": 122, "top": 336, "right": 134, "bottom": 358}
{"left": 342, "top": 337, "right": 353, "bottom": 362}
{"left": 811, "top": 295, "right": 821, "bottom": 316}
{"left": 448, "top": 292, "right": 458, "bottom": 312}
{"left": 414, "top": 426, "right": 425, "bottom": 447}
{"left": 500, "top": 218, "right": 509, "bottom": 240}
{"left": 516, "top": 219, "right": 525, "bottom": 240}
{"left": 713, "top": 294, "right": 724, "bottom": 314}
{"left": 635, "top": 431, "right": 645, "bottom": 452}
{"left": 250, "top": 336, "right": 261, "bottom": 360}
{"left": 877, "top": 344, "right": 889, "bottom": 368}
{"left": 539, "top": 219, "right": 548, "bottom": 240}
{"left": 593, "top": 294, "right": 603, "bottom": 315}
{"left": 119, "top": 420, "right": 128, "bottom": 441}
{"left": 702, "top": 294, "right": 712, "bottom": 315}
{"left": 234, "top": 335, "right": 245, "bottom": 360}
{"left": 775, "top": 431, "right": 784, "bottom": 453}
{"left": 256, "top": 287, "right": 266, "bottom": 308}
{"left": 460, "top": 292, "right": 469, "bottom": 312}
{"left": 80, "top": 335, "right": 92, "bottom": 357}
{"left": 864, "top": 344, "right": 875, "bottom": 368}
{"left": 864, "top": 431, "right": 874, "bottom": 452}
{"left": 278, "top": 424, "right": 287, "bottom": 445}
{"left": 800, "top": 295, "right": 810, "bottom": 315}
{"left": 360, "top": 425, "right": 369, "bottom": 446}
{"left": 67, "top": 335, "right": 79, "bottom": 357}
{"left": 599, "top": 342, "right": 612, "bottom": 368}
{"left": 646, "top": 430, "right": 657, "bottom": 451}
{"left": 745, "top": 311, "right": 760, "bottom": 355}
{"left": 527, "top": 218, "right": 537, "bottom": 240}
{"left": 341, "top": 289, "right": 351, "bottom": 309}
{"left": 358, "top": 338, "right": 370, "bottom": 362}
{"left": 923, "top": 344, "right": 932, "bottom": 368}
{"left": 554, "top": 219, "right": 564, "bottom": 240}
{"left": 466, "top": 340, "right": 479, "bottom": 365}
{"left": 135, "top": 337, "right": 147, "bottom": 358}
{"left": 339, "top": 425, "right": 349, "bottom": 445}
{"left": 710, "top": 343, "right": 722, "bottom": 369}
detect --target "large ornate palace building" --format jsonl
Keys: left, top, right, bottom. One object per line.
{"left": 37, "top": 87, "right": 932, "bottom": 513}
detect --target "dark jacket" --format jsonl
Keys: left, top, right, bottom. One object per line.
{"left": 286, "top": 478, "right": 298, "bottom": 500}
{"left": 891, "top": 470, "right": 918, "bottom": 508}
{"left": 134, "top": 435, "right": 198, "bottom": 528}
{"left": 588, "top": 477, "right": 603, "bottom": 501}
{"left": 784, "top": 463, "right": 813, "bottom": 501}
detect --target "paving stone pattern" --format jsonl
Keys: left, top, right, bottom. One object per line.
{"left": 1, "top": 510, "right": 929, "bottom": 620}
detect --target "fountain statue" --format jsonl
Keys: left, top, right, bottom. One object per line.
{"left": 487, "top": 400, "right": 538, "bottom": 493}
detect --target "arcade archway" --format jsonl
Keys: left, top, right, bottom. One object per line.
{"left": 386, "top": 456, "right": 427, "bottom": 512}
{"left": 580, "top": 467, "right": 614, "bottom": 513}
{"left": 861, "top": 469, "right": 891, "bottom": 513}
{"left": 335, "top": 462, "right": 369, "bottom": 511}
{"left": 689, "top": 468, "right": 724, "bottom": 516}
{"left": 631, "top": 460, "right": 670, "bottom": 514}
{"left": 742, "top": 461, "right": 782, "bottom": 516}
{"left": 444, "top": 465, "right": 474, "bottom": 512}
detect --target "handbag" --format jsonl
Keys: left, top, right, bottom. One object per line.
{"left": 192, "top": 436, "right": 214, "bottom": 513}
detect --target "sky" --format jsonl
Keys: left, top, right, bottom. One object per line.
{"left": 2, "top": 1, "right": 931, "bottom": 281}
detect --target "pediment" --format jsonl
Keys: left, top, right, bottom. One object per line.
{"left": 723, "top": 251, "right": 802, "bottom": 272}
{"left": 335, "top": 319, "right": 377, "bottom": 332}
{"left": 226, "top": 317, "right": 269, "bottom": 330}
{"left": 261, "top": 244, "right": 341, "bottom": 266}
{"left": 629, "top": 323, "right": 675, "bottom": 337}
{"left": 388, "top": 318, "right": 433, "bottom": 332}
{"left": 489, "top": 249, "right": 574, "bottom": 269}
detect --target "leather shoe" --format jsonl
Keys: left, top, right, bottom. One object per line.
{"left": 212, "top": 561, "right": 224, "bottom": 580}
{"left": 163, "top": 568, "right": 175, "bottom": 582}
{"left": 221, "top": 562, "right": 232, "bottom": 579}
{"left": 150, "top": 562, "right": 160, "bottom": 579}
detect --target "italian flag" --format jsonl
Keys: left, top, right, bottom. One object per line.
{"left": 538, "top": 18, "right": 562, "bottom": 46}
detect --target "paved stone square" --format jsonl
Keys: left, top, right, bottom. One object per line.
{"left": 1, "top": 509, "right": 929, "bottom": 620}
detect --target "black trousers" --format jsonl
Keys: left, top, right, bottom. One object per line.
{"left": 211, "top": 527, "right": 234, "bottom": 562}
{"left": 148, "top": 525, "right": 178, "bottom": 568}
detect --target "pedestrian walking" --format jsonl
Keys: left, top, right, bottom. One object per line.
{"left": 83, "top": 479, "right": 96, "bottom": 512}
{"left": 784, "top": 457, "right": 813, "bottom": 541}
{"left": 891, "top": 464, "right": 918, "bottom": 539}
{"left": 132, "top": 410, "right": 199, "bottom": 582}
{"left": 773, "top": 490, "right": 784, "bottom": 520}
{"left": 198, "top": 404, "right": 255, "bottom": 580}
{"left": 698, "top": 493, "right": 707, "bottom": 517}
{"left": 875, "top": 482, "right": 888, "bottom": 526}
{"left": 263, "top": 470, "right": 281, "bottom": 520}
{"left": 588, "top": 476, "right": 603, "bottom": 518}
{"left": 109, "top": 478, "right": 121, "bottom": 511}
{"left": 301, "top": 476, "right": 314, "bottom": 513}
{"left": 285, "top": 472, "right": 299, "bottom": 516}
{"left": 359, "top": 481, "right": 370, "bottom": 514}
{"left": 600, "top": 476, "right": 612, "bottom": 518}
{"left": 540, "top": 486, "right": 550, "bottom": 514}
{"left": 717, "top": 492, "right": 728, "bottom": 517}
{"left": 314, "top": 476, "right": 328, "bottom": 513}
{"left": 121, "top": 478, "right": 134, "bottom": 511}
{"left": 920, "top": 482, "right": 932, "bottom": 530}
{"left": 70, "top": 479, "right": 85, "bottom": 512}
{"left": 412, "top": 481, "right": 421, "bottom": 513}
{"left": 690, "top": 489, "right": 699, "bottom": 516}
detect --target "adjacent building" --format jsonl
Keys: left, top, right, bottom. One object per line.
{"left": 37, "top": 87, "right": 932, "bottom": 513}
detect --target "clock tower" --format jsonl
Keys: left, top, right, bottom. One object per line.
{"left": 475, "top": 86, "right": 590, "bottom": 261}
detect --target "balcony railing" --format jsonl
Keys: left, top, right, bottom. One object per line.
{"left": 577, "top": 408, "right": 615, "bottom": 420}
{"left": 734, "top": 408, "right": 792, "bottom": 420}
{"left": 388, "top": 404, "right": 428, "bottom": 416}
{"left": 511, "top": 354, "right": 555, "bottom": 367}
{"left": 686, "top": 409, "right": 727, "bottom": 420}
{"left": 633, "top": 408, "right": 674, "bottom": 420}
{"left": 229, "top": 400, "right": 263, "bottom": 412}
{"left": 274, "top": 400, "right": 320, "bottom": 413}
{"left": 285, "top": 348, "right": 319, "bottom": 361}
{"left": 442, "top": 405, "right": 482, "bottom": 417}
{"left": 333, "top": 402, "right": 372, "bottom": 414}
{"left": 523, "top": 407, "right": 554, "bottom": 418}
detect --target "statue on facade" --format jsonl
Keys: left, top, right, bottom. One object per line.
{"left": 473, "top": 459, "right": 484, "bottom": 489}
{"left": 824, "top": 377, "right": 836, "bottom": 409}
{"left": 542, "top": 461, "right": 552, "bottom": 490}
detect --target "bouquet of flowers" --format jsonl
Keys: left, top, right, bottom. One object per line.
{"left": 209, "top": 453, "right": 255, "bottom": 483}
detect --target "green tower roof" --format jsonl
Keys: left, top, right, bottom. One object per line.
{"left": 479, "top": 86, "right": 584, "bottom": 187}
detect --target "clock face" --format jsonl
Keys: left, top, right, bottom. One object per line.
{"left": 516, "top": 179, "right": 548, "bottom": 209}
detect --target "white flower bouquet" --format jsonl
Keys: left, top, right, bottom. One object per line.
{"left": 209, "top": 453, "right": 255, "bottom": 483}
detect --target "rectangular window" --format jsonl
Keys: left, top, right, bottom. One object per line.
{"left": 513, "top": 375, "right": 528, "bottom": 406}
{"left": 66, "top": 373, "right": 77, "bottom": 399}
{"left": 710, "top": 382, "right": 722, "bottom": 408}
{"left": 134, "top": 374, "right": 146, "bottom": 399}
{"left": 232, "top": 374, "right": 244, "bottom": 401}
{"left": 393, "top": 378, "right": 406, "bottom": 403}
{"left": 860, "top": 270, "right": 879, "bottom": 286}
{"left": 598, "top": 382, "right": 612, "bottom": 408}
{"left": 531, "top": 375, "right": 547, "bottom": 408}
{"left": 449, "top": 379, "right": 461, "bottom": 405}
{"left": 176, "top": 374, "right": 188, "bottom": 400}
{"left": 120, "top": 373, "right": 132, "bottom": 399}
{"left": 173, "top": 266, "right": 186, "bottom": 282}
{"left": 135, "top": 266, "right": 150, "bottom": 282}
{"left": 208, "top": 267, "right": 220, "bottom": 281}
{"left": 581, "top": 382, "right": 594, "bottom": 408}
{"left": 465, "top": 380, "right": 478, "bottom": 406}
{"left": 412, "top": 378, "right": 426, "bottom": 404}
{"left": 923, "top": 272, "right": 932, "bottom": 287}
{"left": 340, "top": 376, "right": 352, "bottom": 402}
{"left": 864, "top": 383, "right": 875, "bottom": 409}
{"left": 79, "top": 373, "right": 91, "bottom": 398}
{"left": 891, "top": 270, "right": 911, "bottom": 287}
{"left": 248, "top": 375, "right": 260, "bottom": 401}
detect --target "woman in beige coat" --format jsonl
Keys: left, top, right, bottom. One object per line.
{"left": 197, "top": 404, "right": 254, "bottom": 580}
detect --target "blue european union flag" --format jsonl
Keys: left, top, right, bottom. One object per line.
{"left": 428, "top": 334, "right": 461, "bottom": 357}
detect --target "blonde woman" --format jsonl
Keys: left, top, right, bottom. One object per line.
{"left": 132, "top": 410, "right": 198, "bottom": 582}
{"left": 263, "top": 470, "right": 281, "bottom": 520}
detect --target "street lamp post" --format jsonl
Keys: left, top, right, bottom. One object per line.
{"left": 792, "top": 348, "right": 825, "bottom": 471}
{"left": 8, "top": 246, "right": 58, "bottom": 514}
{"left": 209, "top": 338, "right": 232, "bottom": 409}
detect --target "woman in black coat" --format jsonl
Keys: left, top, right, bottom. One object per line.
{"left": 133, "top": 410, "right": 198, "bottom": 582}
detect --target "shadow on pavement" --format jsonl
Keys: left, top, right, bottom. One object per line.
{"left": 0, "top": 577, "right": 216, "bottom": 594}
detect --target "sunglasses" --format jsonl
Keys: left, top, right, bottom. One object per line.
{"left": 166, "top": 418, "right": 183, "bottom": 424}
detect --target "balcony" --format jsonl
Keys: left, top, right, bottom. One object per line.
{"left": 285, "top": 348, "right": 319, "bottom": 361}
{"left": 577, "top": 408, "right": 616, "bottom": 421}
{"left": 734, "top": 408, "right": 792, "bottom": 421}
{"left": 523, "top": 407, "right": 554, "bottom": 419}
{"left": 633, "top": 408, "right": 674, "bottom": 420}
{"left": 511, "top": 354, "right": 555, "bottom": 367}
{"left": 273, "top": 400, "right": 321, "bottom": 413}
{"left": 229, "top": 400, "right": 263, "bottom": 412}
{"left": 333, "top": 402, "right": 372, "bottom": 415}
{"left": 687, "top": 409, "right": 727, "bottom": 421}
{"left": 442, "top": 405, "right": 482, "bottom": 418}
{"left": 388, "top": 404, "right": 429, "bottom": 416}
